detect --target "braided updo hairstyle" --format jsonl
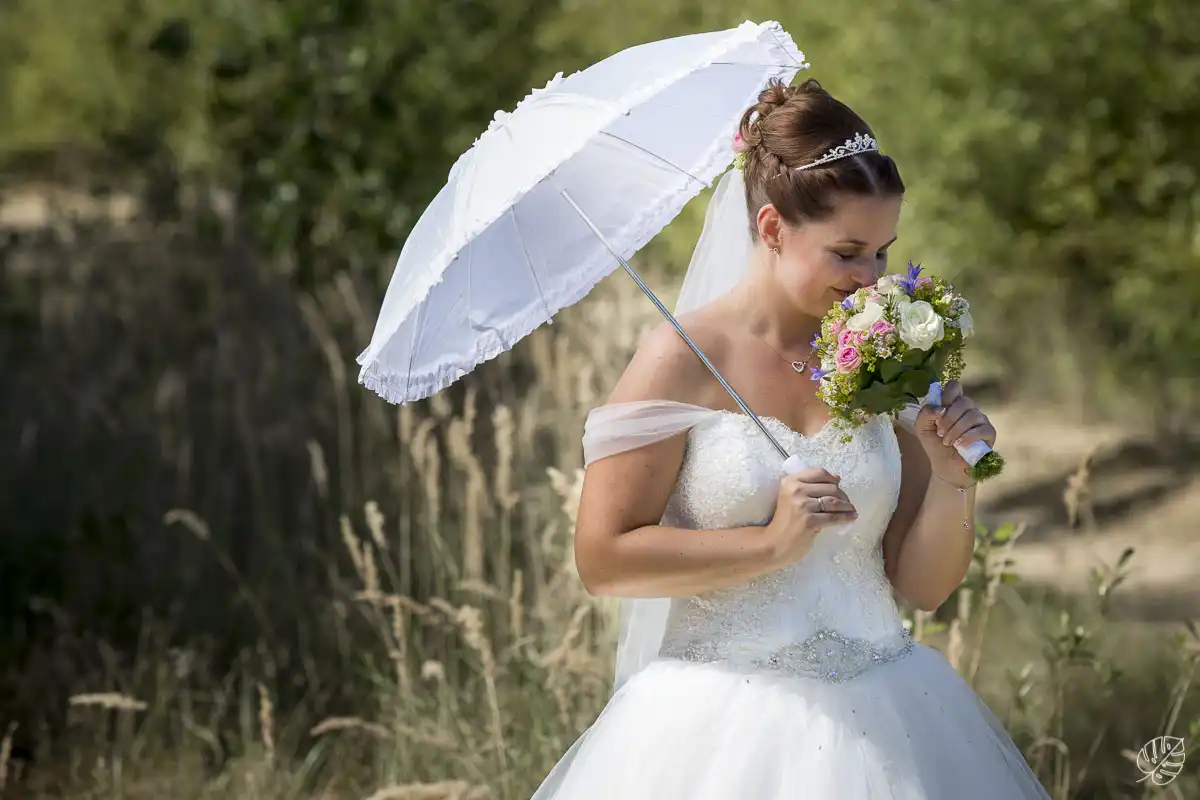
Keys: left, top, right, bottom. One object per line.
{"left": 738, "top": 78, "right": 904, "bottom": 239}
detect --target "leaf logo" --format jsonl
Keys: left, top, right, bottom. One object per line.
{"left": 1136, "top": 736, "right": 1186, "bottom": 786}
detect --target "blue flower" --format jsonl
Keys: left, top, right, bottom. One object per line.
{"left": 898, "top": 261, "right": 922, "bottom": 296}
{"left": 840, "top": 296, "right": 856, "bottom": 310}
{"left": 810, "top": 333, "right": 821, "bottom": 348}
{"left": 809, "top": 367, "right": 827, "bottom": 382}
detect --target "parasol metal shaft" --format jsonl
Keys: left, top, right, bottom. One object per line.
{"left": 560, "top": 189, "right": 791, "bottom": 461}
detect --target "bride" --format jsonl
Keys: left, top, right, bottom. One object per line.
{"left": 531, "top": 79, "right": 1050, "bottom": 798}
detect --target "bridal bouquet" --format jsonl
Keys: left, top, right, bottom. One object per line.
{"left": 810, "top": 263, "right": 1005, "bottom": 481}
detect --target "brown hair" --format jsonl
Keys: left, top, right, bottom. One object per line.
{"left": 738, "top": 78, "right": 904, "bottom": 237}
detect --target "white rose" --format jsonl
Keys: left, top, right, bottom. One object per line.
{"left": 875, "top": 274, "right": 907, "bottom": 296}
{"left": 845, "top": 301, "right": 886, "bottom": 332}
{"left": 897, "top": 300, "right": 945, "bottom": 351}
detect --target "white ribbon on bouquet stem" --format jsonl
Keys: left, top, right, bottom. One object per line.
{"left": 896, "top": 380, "right": 993, "bottom": 467}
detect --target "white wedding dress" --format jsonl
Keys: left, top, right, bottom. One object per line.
{"left": 532, "top": 403, "right": 1050, "bottom": 799}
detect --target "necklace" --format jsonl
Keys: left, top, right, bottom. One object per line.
{"left": 759, "top": 337, "right": 817, "bottom": 375}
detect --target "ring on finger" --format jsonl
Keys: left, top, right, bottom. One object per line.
{"left": 817, "top": 496, "right": 827, "bottom": 513}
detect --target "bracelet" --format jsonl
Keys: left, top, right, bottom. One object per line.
{"left": 929, "top": 471, "right": 976, "bottom": 492}
{"left": 929, "top": 471, "right": 976, "bottom": 529}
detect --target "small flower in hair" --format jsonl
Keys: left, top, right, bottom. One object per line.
{"left": 732, "top": 132, "right": 749, "bottom": 171}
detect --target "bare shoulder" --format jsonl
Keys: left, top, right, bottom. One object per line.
{"left": 605, "top": 312, "right": 732, "bottom": 407}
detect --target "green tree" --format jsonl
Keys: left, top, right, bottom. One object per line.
{"left": 823, "top": 0, "right": 1200, "bottom": 422}
{"left": 206, "top": 0, "right": 557, "bottom": 288}
{"left": 538, "top": 0, "right": 1200, "bottom": 421}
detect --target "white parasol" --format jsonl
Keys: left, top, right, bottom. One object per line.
{"left": 357, "top": 20, "right": 808, "bottom": 458}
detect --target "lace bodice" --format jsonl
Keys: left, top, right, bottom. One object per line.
{"left": 657, "top": 411, "right": 912, "bottom": 681}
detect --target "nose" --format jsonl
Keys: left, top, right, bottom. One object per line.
{"left": 851, "top": 263, "right": 882, "bottom": 287}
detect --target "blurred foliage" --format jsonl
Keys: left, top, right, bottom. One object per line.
{"left": 543, "top": 0, "right": 1200, "bottom": 422}
{"left": 1, "top": 0, "right": 557, "bottom": 286}
{"left": 204, "top": 0, "right": 554, "bottom": 287}
{"left": 827, "top": 0, "right": 1200, "bottom": 425}
{"left": 3, "top": 0, "right": 1196, "bottom": 403}
{"left": 0, "top": 0, "right": 219, "bottom": 173}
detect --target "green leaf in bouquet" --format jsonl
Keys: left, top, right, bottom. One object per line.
{"left": 929, "top": 346, "right": 952, "bottom": 379}
{"left": 857, "top": 381, "right": 900, "bottom": 414}
{"left": 901, "top": 348, "right": 928, "bottom": 367}
{"left": 900, "top": 369, "right": 933, "bottom": 399}
{"left": 880, "top": 360, "right": 906, "bottom": 384}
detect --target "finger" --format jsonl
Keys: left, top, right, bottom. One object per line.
{"left": 935, "top": 396, "right": 975, "bottom": 438}
{"left": 798, "top": 483, "right": 846, "bottom": 498}
{"left": 814, "top": 497, "right": 858, "bottom": 517}
{"left": 944, "top": 409, "right": 987, "bottom": 446}
{"left": 806, "top": 496, "right": 854, "bottom": 515}
{"left": 786, "top": 467, "right": 840, "bottom": 486}
{"left": 951, "top": 421, "right": 996, "bottom": 449}
{"left": 915, "top": 403, "right": 944, "bottom": 433}
{"left": 940, "top": 380, "right": 964, "bottom": 406}
{"left": 799, "top": 489, "right": 857, "bottom": 519}
{"left": 806, "top": 495, "right": 856, "bottom": 514}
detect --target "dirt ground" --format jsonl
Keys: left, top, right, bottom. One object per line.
{"left": 978, "top": 402, "right": 1200, "bottom": 621}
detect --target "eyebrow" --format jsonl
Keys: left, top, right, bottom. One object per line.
{"left": 835, "top": 235, "right": 898, "bottom": 248}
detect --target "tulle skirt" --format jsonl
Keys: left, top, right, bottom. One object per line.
{"left": 532, "top": 644, "right": 1050, "bottom": 799}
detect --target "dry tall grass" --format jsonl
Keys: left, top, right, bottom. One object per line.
{"left": 1, "top": 212, "right": 1198, "bottom": 800}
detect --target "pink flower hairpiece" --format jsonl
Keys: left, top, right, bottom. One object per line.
{"left": 732, "top": 132, "right": 749, "bottom": 170}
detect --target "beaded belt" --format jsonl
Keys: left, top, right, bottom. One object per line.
{"left": 662, "top": 627, "right": 914, "bottom": 684}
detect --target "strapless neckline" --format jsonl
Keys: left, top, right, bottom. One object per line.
{"left": 705, "top": 408, "right": 838, "bottom": 444}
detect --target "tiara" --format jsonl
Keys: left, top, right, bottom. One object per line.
{"left": 795, "top": 133, "right": 879, "bottom": 171}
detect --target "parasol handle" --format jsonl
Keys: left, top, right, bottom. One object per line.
{"left": 559, "top": 188, "right": 792, "bottom": 462}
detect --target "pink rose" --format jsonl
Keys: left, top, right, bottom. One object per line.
{"left": 838, "top": 328, "right": 859, "bottom": 348}
{"left": 869, "top": 319, "right": 896, "bottom": 339}
{"left": 835, "top": 345, "right": 862, "bottom": 373}
{"left": 830, "top": 320, "right": 845, "bottom": 338}
{"left": 915, "top": 277, "right": 933, "bottom": 288}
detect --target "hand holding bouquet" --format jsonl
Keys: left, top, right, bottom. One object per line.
{"left": 809, "top": 263, "right": 1004, "bottom": 481}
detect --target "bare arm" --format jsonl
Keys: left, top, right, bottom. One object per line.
{"left": 881, "top": 424, "right": 977, "bottom": 612}
{"left": 574, "top": 321, "right": 854, "bottom": 597}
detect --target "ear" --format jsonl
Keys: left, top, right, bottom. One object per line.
{"left": 756, "top": 204, "right": 785, "bottom": 250}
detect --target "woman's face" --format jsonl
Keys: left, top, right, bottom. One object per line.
{"left": 758, "top": 193, "right": 902, "bottom": 318}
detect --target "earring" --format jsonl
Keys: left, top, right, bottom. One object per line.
{"left": 771, "top": 247, "right": 780, "bottom": 255}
